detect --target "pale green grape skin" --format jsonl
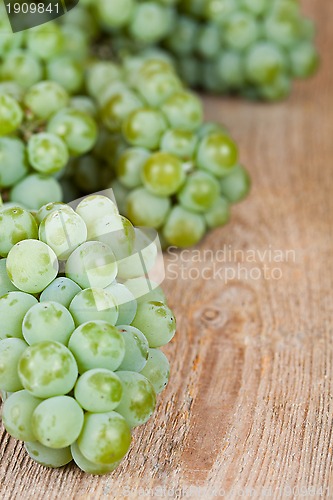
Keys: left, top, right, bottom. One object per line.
{"left": 160, "top": 129, "right": 197, "bottom": 160}
{"left": 0, "top": 338, "right": 27, "bottom": 391}
{"left": 129, "top": 3, "right": 174, "bottom": 44}
{"left": 71, "top": 441, "right": 120, "bottom": 475}
{"left": 0, "top": 207, "right": 38, "bottom": 257}
{"left": 75, "top": 195, "right": 119, "bottom": 237}
{"left": 24, "top": 81, "right": 69, "bottom": 120}
{"left": 0, "top": 291, "right": 38, "bottom": 340}
{"left": 36, "top": 202, "right": 74, "bottom": 224}
{"left": 205, "top": 196, "right": 230, "bottom": 229}
{"left": 140, "top": 348, "right": 170, "bottom": 394}
{"left": 1, "top": 50, "right": 43, "bottom": 89}
{"left": 131, "top": 301, "right": 176, "bottom": 348}
{"left": 47, "top": 109, "right": 98, "bottom": 156}
{"left": 86, "top": 61, "right": 123, "bottom": 99}
{"left": 69, "top": 288, "right": 119, "bottom": 327}
{"left": 68, "top": 320, "right": 125, "bottom": 373}
{"left": 163, "top": 205, "right": 206, "bottom": 247}
{"left": 2, "top": 390, "right": 42, "bottom": 441}
{"left": 122, "top": 108, "right": 167, "bottom": 149}
{"left": 134, "top": 69, "right": 182, "bottom": 107}
{"left": 116, "top": 148, "right": 150, "bottom": 189}
{"left": 101, "top": 89, "right": 143, "bottom": 133}
{"left": 245, "top": 42, "right": 286, "bottom": 85}
{"left": 126, "top": 187, "right": 171, "bottom": 228}
{"left": 0, "top": 137, "right": 29, "bottom": 188}
{"left": 65, "top": 241, "right": 117, "bottom": 289}
{"left": 124, "top": 277, "right": 166, "bottom": 304}
{"left": 10, "top": 174, "right": 63, "bottom": 211}
{"left": 40, "top": 278, "right": 81, "bottom": 309}
{"left": 96, "top": 0, "right": 134, "bottom": 28}
{"left": 70, "top": 96, "right": 97, "bottom": 117}
{"left": 39, "top": 209, "right": 88, "bottom": 260}
{"left": 27, "top": 133, "right": 69, "bottom": 175}
{"left": 161, "top": 90, "right": 203, "bottom": 131}
{"left": 219, "top": 165, "right": 251, "bottom": 203}
{"left": 0, "top": 259, "right": 19, "bottom": 297}
{"left": 110, "top": 180, "right": 130, "bottom": 216}
{"left": 117, "top": 325, "right": 149, "bottom": 372}
{"left": 142, "top": 152, "right": 185, "bottom": 196}
{"left": 290, "top": 41, "right": 319, "bottom": 78}
{"left": 224, "top": 12, "right": 259, "bottom": 51}
{"left": 18, "top": 341, "right": 78, "bottom": 398}
{"left": 115, "top": 371, "right": 156, "bottom": 428}
{"left": 74, "top": 368, "right": 123, "bottom": 412}
{"left": 0, "top": 94, "right": 23, "bottom": 136}
{"left": 26, "top": 23, "right": 63, "bottom": 60}
{"left": 32, "top": 396, "right": 84, "bottom": 448}
{"left": 6, "top": 240, "right": 59, "bottom": 294}
{"left": 105, "top": 283, "right": 137, "bottom": 325}
{"left": 196, "top": 133, "right": 238, "bottom": 177}
{"left": 178, "top": 171, "right": 220, "bottom": 213}
{"left": 77, "top": 411, "right": 131, "bottom": 464}
{"left": 46, "top": 56, "right": 84, "bottom": 94}
{"left": 22, "top": 301, "right": 75, "bottom": 346}
{"left": 0, "top": 82, "right": 24, "bottom": 101}
{"left": 115, "top": 227, "right": 158, "bottom": 280}
{"left": 25, "top": 441, "right": 73, "bottom": 468}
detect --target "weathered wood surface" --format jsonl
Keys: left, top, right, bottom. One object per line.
{"left": 1, "top": 1, "right": 332, "bottom": 498}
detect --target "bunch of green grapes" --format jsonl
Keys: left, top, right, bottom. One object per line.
{"left": 66, "top": 56, "right": 250, "bottom": 248}
{"left": 163, "top": 0, "right": 319, "bottom": 100}
{"left": 0, "top": 194, "right": 175, "bottom": 474}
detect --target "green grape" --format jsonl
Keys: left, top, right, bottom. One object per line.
{"left": 126, "top": 187, "right": 171, "bottom": 228}
{"left": 129, "top": 3, "right": 174, "bottom": 44}
{"left": 39, "top": 208, "right": 87, "bottom": 260}
{"left": 77, "top": 411, "right": 131, "bottom": 464}
{"left": 165, "top": 15, "right": 198, "bottom": 56}
{"left": 0, "top": 259, "right": 19, "bottom": 297}
{"left": 116, "top": 325, "right": 149, "bottom": 372}
{"left": 68, "top": 320, "right": 125, "bottom": 373}
{"left": 196, "top": 132, "right": 238, "bottom": 177}
{"left": 40, "top": 277, "right": 82, "bottom": 309}
{"left": 47, "top": 108, "right": 97, "bottom": 156}
{"left": 140, "top": 348, "right": 170, "bottom": 394}
{"left": 116, "top": 148, "right": 149, "bottom": 189}
{"left": 134, "top": 67, "right": 182, "bottom": 107}
{"left": 46, "top": 56, "right": 84, "bottom": 94}
{"left": 160, "top": 129, "right": 197, "bottom": 159}
{"left": 95, "top": 0, "right": 134, "bottom": 28}
{"left": 101, "top": 89, "right": 143, "bottom": 133}
{"left": 131, "top": 300, "right": 176, "bottom": 348}
{"left": 0, "top": 82, "right": 24, "bottom": 101}
{"left": 36, "top": 202, "right": 73, "bottom": 224}
{"left": 177, "top": 56, "right": 201, "bottom": 87}
{"left": 219, "top": 165, "right": 251, "bottom": 203}
{"left": 75, "top": 195, "right": 119, "bottom": 238}
{"left": 69, "top": 288, "right": 119, "bottom": 327}
{"left": 105, "top": 283, "right": 137, "bottom": 325}
{"left": 124, "top": 277, "right": 166, "bottom": 304}
{"left": 60, "top": 25, "right": 89, "bottom": 62}
{"left": 0, "top": 94, "right": 23, "bottom": 136}
{"left": 122, "top": 108, "right": 167, "bottom": 149}
{"left": 10, "top": 174, "right": 63, "bottom": 210}
{"left": 0, "top": 292, "right": 38, "bottom": 340}
{"left": 71, "top": 441, "right": 120, "bottom": 475}
{"left": 32, "top": 396, "right": 84, "bottom": 448}
{"left": 260, "top": 73, "right": 292, "bottom": 101}
{"left": 27, "top": 133, "right": 69, "bottom": 175}
{"left": 22, "top": 301, "right": 75, "bottom": 346}
{"left": 290, "top": 41, "right": 319, "bottom": 78}
{"left": 0, "top": 16, "right": 23, "bottom": 56}
{"left": 0, "top": 207, "right": 38, "bottom": 257}
{"left": 245, "top": 41, "right": 287, "bottom": 85}
{"left": 74, "top": 368, "right": 123, "bottom": 412}
{"left": 216, "top": 51, "right": 245, "bottom": 89}
{"left": 70, "top": 96, "right": 97, "bottom": 117}
{"left": 142, "top": 152, "right": 185, "bottom": 196}
{"left": 240, "top": 0, "right": 267, "bottom": 15}
{"left": 2, "top": 390, "right": 42, "bottom": 441}
{"left": 0, "top": 338, "right": 27, "bottom": 391}
{"left": 6, "top": 240, "right": 59, "bottom": 294}
{"left": 163, "top": 205, "right": 206, "bottom": 247}
{"left": 115, "top": 371, "right": 156, "bottom": 428}
{"left": 24, "top": 81, "right": 69, "bottom": 120}
{"left": 1, "top": 50, "right": 43, "bottom": 88}
{"left": 178, "top": 171, "right": 220, "bottom": 213}
{"left": 26, "top": 22, "right": 63, "bottom": 60}
{"left": 161, "top": 90, "right": 203, "bottom": 131}
{"left": 0, "top": 138, "right": 27, "bottom": 188}
{"left": 25, "top": 441, "right": 73, "bottom": 468}
{"left": 115, "top": 227, "right": 158, "bottom": 280}
{"left": 204, "top": 196, "right": 230, "bottom": 228}
{"left": 196, "top": 23, "right": 221, "bottom": 59}
{"left": 65, "top": 241, "right": 117, "bottom": 289}
{"left": 18, "top": 341, "right": 78, "bottom": 398}
{"left": 92, "top": 215, "right": 135, "bottom": 263}
{"left": 86, "top": 61, "right": 123, "bottom": 100}
{"left": 224, "top": 12, "right": 259, "bottom": 50}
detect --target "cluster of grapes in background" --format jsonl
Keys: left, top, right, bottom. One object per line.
{"left": 0, "top": 195, "right": 175, "bottom": 473}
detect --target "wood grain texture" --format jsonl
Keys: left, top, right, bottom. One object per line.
{"left": 1, "top": 1, "right": 332, "bottom": 498}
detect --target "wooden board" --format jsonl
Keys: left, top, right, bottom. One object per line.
{"left": 1, "top": 1, "right": 332, "bottom": 497}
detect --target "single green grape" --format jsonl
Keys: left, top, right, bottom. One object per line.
{"left": 0, "top": 137, "right": 29, "bottom": 188}
{"left": 105, "top": 283, "right": 137, "bottom": 326}
{"left": 126, "top": 187, "right": 171, "bottom": 228}
{"left": 74, "top": 368, "right": 123, "bottom": 412}
{"left": 36, "top": 202, "right": 74, "bottom": 224}
{"left": 163, "top": 205, "right": 206, "bottom": 247}
{"left": 129, "top": 3, "right": 174, "bottom": 44}
{"left": 101, "top": 89, "right": 143, "bottom": 133}
{"left": 204, "top": 196, "right": 230, "bottom": 228}
{"left": 122, "top": 108, "right": 167, "bottom": 149}
{"left": 22, "top": 301, "right": 75, "bottom": 346}
{"left": 290, "top": 41, "right": 319, "bottom": 78}
{"left": 25, "top": 441, "right": 73, "bottom": 468}
{"left": 196, "top": 23, "right": 221, "bottom": 59}
{"left": 1, "top": 49, "right": 43, "bottom": 88}
{"left": 178, "top": 171, "right": 220, "bottom": 213}
{"left": 24, "top": 81, "right": 69, "bottom": 120}
{"left": 116, "top": 325, "right": 149, "bottom": 372}
{"left": 219, "top": 165, "right": 251, "bottom": 203}
{"left": 75, "top": 195, "right": 119, "bottom": 238}
{"left": 165, "top": 15, "right": 198, "bottom": 56}
{"left": 0, "top": 94, "right": 23, "bottom": 136}
{"left": 131, "top": 300, "right": 176, "bottom": 348}
{"left": 161, "top": 90, "right": 203, "bottom": 131}
{"left": 142, "top": 152, "right": 185, "bottom": 196}
{"left": 140, "top": 348, "right": 170, "bottom": 394}
{"left": 10, "top": 174, "right": 63, "bottom": 210}
{"left": 134, "top": 67, "right": 182, "bottom": 107}
{"left": 68, "top": 320, "right": 125, "bottom": 373}
{"left": 70, "top": 96, "right": 97, "bottom": 117}
{"left": 27, "top": 133, "right": 69, "bottom": 175}
{"left": 0, "top": 338, "right": 28, "bottom": 392}
{"left": 69, "top": 288, "right": 119, "bottom": 327}
{"left": 160, "top": 129, "right": 197, "bottom": 160}
{"left": 26, "top": 22, "right": 63, "bottom": 60}
{"left": 40, "top": 277, "right": 81, "bottom": 309}
{"left": 18, "top": 341, "right": 78, "bottom": 398}
{"left": 46, "top": 56, "right": 84, "bottom": 94}
{"left": 2, "top": 390, "right": 42, "bottom": 441}
{"left": 0, "top": 291, "right": 38, "bottom": 340}
{"left": 216, "top": 51, "right": 245, "bottom": 89}
{"left": 196, "top": 132, "right": 238, "bottom": 177}
{"left": 6, "top": 240, "right": 59, "bottom": 294}
{"left": 116, "top": 371, "right": 156, "bottom": 428}
{"left": 245, "top": 41, "right": 287, "bottom": 85}
{"left": 71, "top": 441, "right": 120, "bottom": 475}
{"left": 0, "top": 207, "right": 38, "bottom": 257}
{"left": 224, "top": 11, "right": 259, "bottom": 50}
{"left": 95, "top": 0, "right": 134, "bottom": 28}
{"left": 85, "top": 61, "right": 123, "bottom": 99}
{"left": 116, "top": 148, "right": 149, "bottom": 189}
